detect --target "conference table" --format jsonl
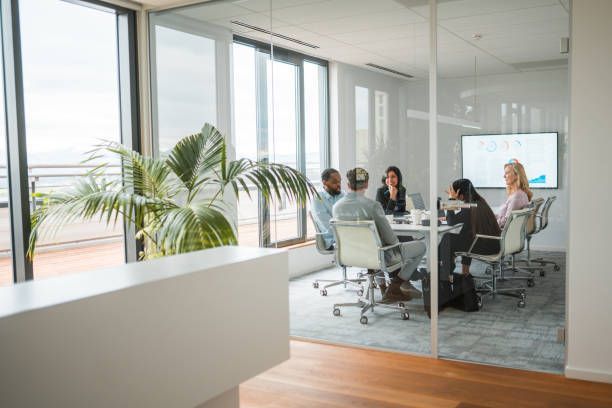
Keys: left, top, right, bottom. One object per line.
{"left": 390, "top": 220, "right": 462, "bottom": 261}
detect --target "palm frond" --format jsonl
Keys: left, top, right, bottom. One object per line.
{"left": 88, "top": 140, "right": 173, "bottom": 199}
{"left": 221, "top": 158, "right": 318, "bottom": 205}
{"left": 27, "top": 176, "right": 166, "bottom": 259}
{"left": 150, "top": 203, "right": 237, "bottom": 256}
{"left": 165, "top": 123, "right": 225, "bottom": 199}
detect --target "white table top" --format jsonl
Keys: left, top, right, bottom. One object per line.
{"left": 390, "top": 222, "right": 462, "bottom": 234}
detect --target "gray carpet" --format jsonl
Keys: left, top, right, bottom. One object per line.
{"left": 289, "top": 251, "right": 566, "bottom": 373}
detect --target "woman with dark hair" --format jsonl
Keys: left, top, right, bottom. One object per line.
{"left": 442, "top": 178, "right": 501, "bottom": 276}
{"left": 376, "top": 165, "right": 407, "bottom": 214}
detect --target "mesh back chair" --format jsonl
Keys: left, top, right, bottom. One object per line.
{"left": 528, "top": 196, "right": 561, "bottom": 275}
{"left": 455, "top": 208, "right": 531, "bottom": 308}
{"left": 309, "top": 212, "right": 365, "bottom": 296}
{"left": 329, "top": 219, "right": 410, "bottom": 325}
{"left": 505, "top": 198, "right": 545, "bottom": 286}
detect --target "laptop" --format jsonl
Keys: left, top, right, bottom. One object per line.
{"left": 406, "top": 193, "right": 426, "bottom": 211}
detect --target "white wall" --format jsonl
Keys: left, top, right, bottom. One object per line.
{"left": 330, "top": 62, "right": 408, "bottom": 198}
{"left": 401, "top": 69, "right": 569, "bottom": 251}
{"left": 566, "top": 0, "right": 612, "bottom": 384}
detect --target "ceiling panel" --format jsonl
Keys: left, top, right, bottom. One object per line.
{"left": 158, "top": 0, "right": 569, "bottom": 80}
{"left": 268, "top": 0, "right": 405, "bottom": 25}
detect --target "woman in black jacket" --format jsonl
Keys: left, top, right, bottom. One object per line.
{"left": 442, "top": 178, "right": 501, "bottom": 277}
{"left": 376, "top": 166, "right": 407, "bottom": 214}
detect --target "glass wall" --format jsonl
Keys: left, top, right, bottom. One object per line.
{"left": 0, "top": 0, "right": 138, "bottom": 284}
{"left": 145, "top": 0, "right": 569, "bottom": 372}
{"left": 18, "top": 0, "right": 127, "bottom": 280}
{"left": 435, "top": 0, "right": 569, "bottom": 373}
{"left": 150, "top": 2, "right": 328, "bottom": 248}
{"left": 0, "top": 15, "right": 12, "bottom": 285}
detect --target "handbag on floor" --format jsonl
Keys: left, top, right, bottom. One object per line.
{"left": 422, "top": 272, "right": 479, "bottom": 317}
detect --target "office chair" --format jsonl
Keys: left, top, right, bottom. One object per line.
{"left": 526, "top": 196, "right": 561, "bottom": 275}
{"left": 309, "top": 212, "right": 365, "bottom": 296}
{"left": 329, "top": 219, "right": 411, "bottom": 325}
{"left": 503, "top": 197, "right": 545, "bottom": 286}
{"left": 455, "top": 208, "right": 532, "bottom": 308}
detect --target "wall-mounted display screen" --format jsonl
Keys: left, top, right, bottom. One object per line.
{"left": 462, "top": 132, "right": 558, "bottom": 188}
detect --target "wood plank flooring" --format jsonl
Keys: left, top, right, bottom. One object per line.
{"left": 240, "top": 340, "right": 612, "bottom": 408}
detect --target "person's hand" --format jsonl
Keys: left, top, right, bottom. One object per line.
{"left": 445, "top": 184, "right": 459, "bottom": 200}
{"left": 388, "top": 184, "right": 398, "bottom": 201}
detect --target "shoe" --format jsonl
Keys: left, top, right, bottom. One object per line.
{"left": 380, "top": 279, "right": 413, "bottom": 304}
{"left": 399, "top": 280, "right": 422, "bottom": 299}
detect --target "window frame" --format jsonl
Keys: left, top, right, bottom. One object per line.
{"left": 233, "top": 35, "right": 330, "bottom": 248}
{"left": 1, "top": 0, "right": 141, "bottom": 283}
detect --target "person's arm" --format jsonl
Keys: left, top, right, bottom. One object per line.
{"left": 394, "top": 187, "right": 406, "bottom": 213}
{"left": 498, "top": 193, "right": 525, "bottom": 227}
{"left": 376, "top": 187, "right": 393, "bottom": 215}
{"left": 446, "top": 207, "right": 467, "bottom": 226}
{"left": 372, "top": 201, "right": 399, "bottom": 246}
{"left": 311, "top": 198, "right": 333, "bottom": 246}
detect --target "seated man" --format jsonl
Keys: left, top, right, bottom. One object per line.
{"left": 311, "top": 168, "right": 345, "bottom": 250}
{"left": 332, "top": 167, "right": 426, "bottom": 303}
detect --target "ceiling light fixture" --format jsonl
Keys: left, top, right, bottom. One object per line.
{"left": 230, "top": 21, "right": 319, "bottom": 49}
{"left": 365, "top": 63, "right": 413, "bottom": 79}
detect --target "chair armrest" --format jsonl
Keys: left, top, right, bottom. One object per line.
{"left": 467, "top": 234, "right": 501, "bottom": 253}
{"left": 380, "top": 242, "right": 402, "bottom": 252}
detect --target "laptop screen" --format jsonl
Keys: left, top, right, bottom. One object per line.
{"left": 407, "top": 193, "right": 426, "bottom": 210}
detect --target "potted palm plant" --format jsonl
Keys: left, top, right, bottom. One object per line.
{"left": 28, "top": 123, "right": 318, "bottom": 260}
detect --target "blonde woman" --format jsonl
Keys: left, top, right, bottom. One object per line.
{"left": 496, "top": 160, "right": 533, "bottom": 228}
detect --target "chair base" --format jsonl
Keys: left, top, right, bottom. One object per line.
{"left": 332, "top": 272, "right": 410, "bottom": 325}
{"left": 312, "top": 266, "right": 366, "bottom": 296}
{"left": 473, "top": 262, "right": 528, "bottom": 308}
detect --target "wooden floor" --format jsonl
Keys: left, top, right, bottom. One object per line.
{"left": 241, "top": 340, "right": 612, "bottom": 408}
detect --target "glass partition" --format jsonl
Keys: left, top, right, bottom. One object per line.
{"left": 19, "top": 0, "right": 127, "bottom": 280}
{"left": 0, "top": 15, "right": 12, "bottom": 285}
{"left": 435, "top": 0, "right": 569, "bottom": 373}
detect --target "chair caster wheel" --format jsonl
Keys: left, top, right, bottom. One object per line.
{"left": 485, "top": 267, "right": 492, "bottom": 275}
{"left": 518, "top": 300, "right": 526, "bottom": 308}
{"left": 357, "top": 288, "right": 364, "bottom": 296}
{"left": 476, "top": 295, "right": 483, "bottom": 310}
{"left": 554, "top": 265, "right": 560, "bottom": 271}
{"left": 401, "top": 312, "right": 410, "bottom": 320}
{"left": 398, "top": 303, "right": 405, "bottom": 308}
{"left": 527, "top": 279, "right": 535, "bottom": 287}
{"left": 320, "top": 289, "right": 327, "bottom": 296}
{"left": 360, "top": 316, "right": 368, "bottom": 325}
{"left": 313, "top": 282, "right": 319, "bottom": 289}
{"left": 539, "top": 270, "right": 546, "bottom": 277}
{"left": 333, "top": 308, "right": 341, "bottom": 317}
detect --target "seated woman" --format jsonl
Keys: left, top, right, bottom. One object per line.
{"left": 497, "top": 160, "right": 533, "bottom": 228}
{"left": 442, "top": 178, "right": 501, "bottom": 277}
{"left": 376, "top": 165, "right": 407, "bottom": 215}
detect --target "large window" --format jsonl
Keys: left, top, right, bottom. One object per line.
{"left": 1, "top": 0, "right": 139, "bottom": 284}
{"left": 233, "top": 37, "right": 329, "bottom": 247}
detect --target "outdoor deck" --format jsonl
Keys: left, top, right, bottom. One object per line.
{"left": 0, "top": 218, "right": 303, "bottom": 286}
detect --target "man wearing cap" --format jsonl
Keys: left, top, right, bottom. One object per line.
{"left": 332, "top": 167, "right": 426, "bottom": 303}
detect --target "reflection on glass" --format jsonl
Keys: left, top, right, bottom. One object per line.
{"left": 268, "top": 60, "right": 299, "bottom": 243}
{"left": 435, "top": 0, "right": 568, "bottom": 374}
{"left": 0, "top": 20, "right": 11, "bottom": 285}
{"left": 154, "top": 25, "right": 217, "bottom": 154}
{"left": 20, "top": 0, "right": 125, "bottom": 280}
{"left": 304, "top": 61, "right": 327, "bottom": 238}
{"left": 355, "top": 86, "right": 369, "bottom": 167}
{"left": 233, "top": 43, "right": 259, "bottom": 246}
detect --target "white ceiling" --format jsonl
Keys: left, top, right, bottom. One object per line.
{"left": 148, "top": 0, "right": 570, "bottom": 80}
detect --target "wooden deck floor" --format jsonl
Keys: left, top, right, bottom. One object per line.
{"left": 241, "top": 340, "right": 612, "bottom": 408}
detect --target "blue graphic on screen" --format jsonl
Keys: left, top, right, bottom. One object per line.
{"left": 461, "top": 132, "right": 558, "bottom": 188}
{"left": 529, "top": 175, "right": 546, "bottom": 184}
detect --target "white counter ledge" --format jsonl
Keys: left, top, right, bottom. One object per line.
{"left": 0, "top": 246, "right": 289, "bottom": 408}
